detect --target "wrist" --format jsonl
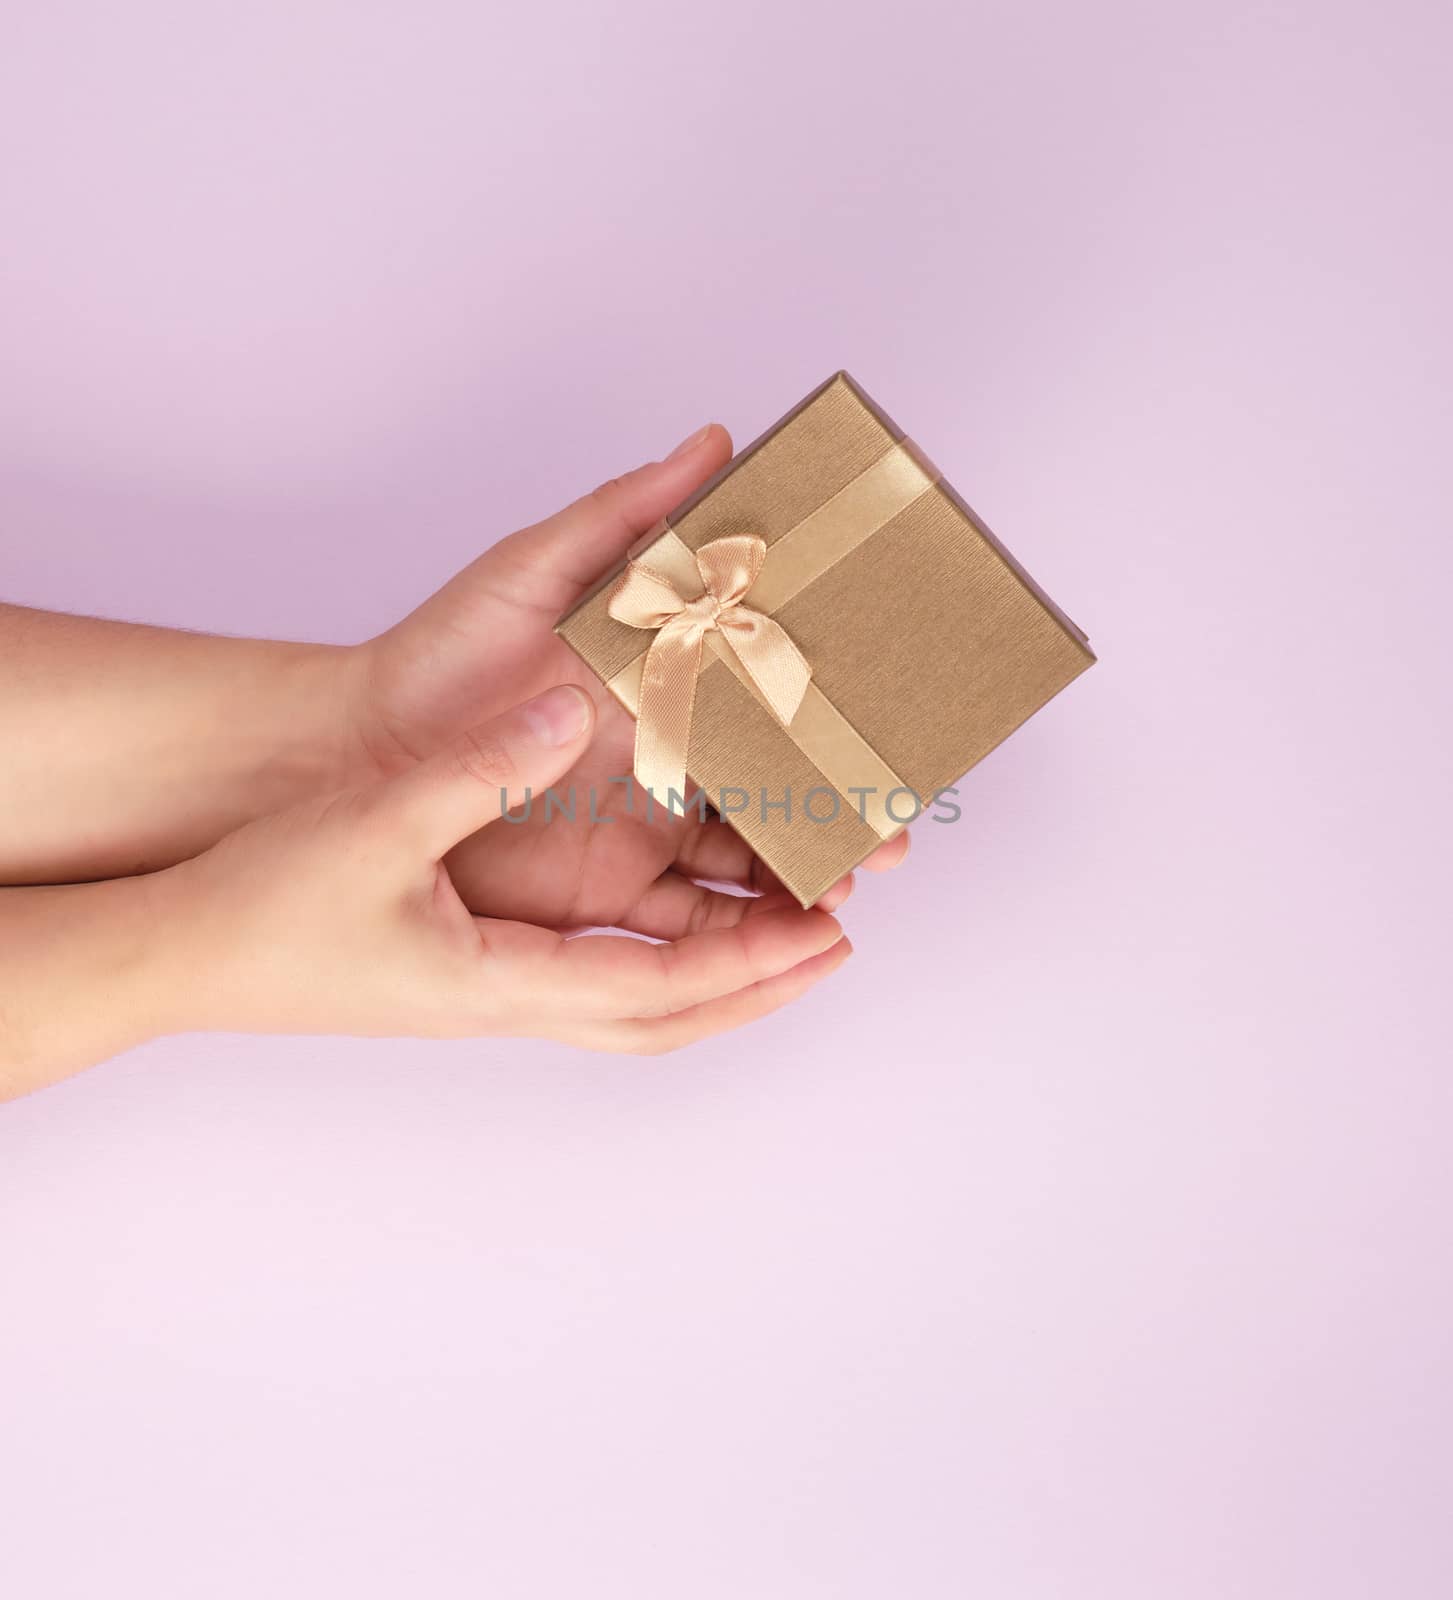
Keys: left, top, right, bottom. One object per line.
{"left": 336, "top": 634, "right": 432, "bottom": 780}
{"left": 0, "top": 874, "right": 192, "bottom": 1099}
{"left": 121, "top": 868, "right": 213, "bottom": 1046}
{"left": 333, "top": 637, "right": 402, "bottom": 780}
{"left": 255, "top": 639, "right": 377, "bottom": 800}
{"left": 0, "top": 633, "right": 373, "bottom": 886}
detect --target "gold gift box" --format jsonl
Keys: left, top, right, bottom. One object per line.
{"left": 556, "top": 372, "right": 1095, "bottom": 906}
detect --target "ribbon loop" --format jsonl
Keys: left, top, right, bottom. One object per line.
{"left": 607, "top": 533, "right": 811, "bottom": 798}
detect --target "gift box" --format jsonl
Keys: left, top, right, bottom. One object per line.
{"left": 555, "top": 372, "right": 1095, "bottom": 906}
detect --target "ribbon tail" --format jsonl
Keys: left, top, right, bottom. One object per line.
{"left": 634, "top": 619, "right": 706, "bottom": 801}
{"left": 719, "top": 611, "right": 812, "bottom": 727}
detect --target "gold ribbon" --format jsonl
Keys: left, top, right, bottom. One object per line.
{"left": 603, "top": 439, "right": 940, "bottom": 831}
{"left": 607, "top": 534, "right": 811, "bottom": 800}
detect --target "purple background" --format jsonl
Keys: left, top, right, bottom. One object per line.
{"left": 2, "top": 3, "right": 1450, "bottom": 1595}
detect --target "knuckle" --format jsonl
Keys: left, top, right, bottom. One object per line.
{"left": 685, "top": 890, "right": 724, "bottom": 937}
{"left": 587, "top": 475, "right": 641, "bottom": 543}
{"left": 589, "top": 476, "right": 625, "bottom": 510}
{"left": 454, "top": 726, "right": 516, "bottom": 791}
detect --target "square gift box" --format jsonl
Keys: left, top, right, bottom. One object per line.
{"left": 555, "top": 372, "right": 1095, "bottom": 907}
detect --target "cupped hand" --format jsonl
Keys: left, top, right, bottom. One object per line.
{"left": 349, "top": 424, "right": 908, "bottom": 935}
{"left": 157, "top": 687, "right": 851, "bottom": 1054}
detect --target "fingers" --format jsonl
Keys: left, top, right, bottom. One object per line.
{"left": 615, "top": 872, "right": 798, "bottom": 939}
{"left": 615, "top": 869, "right": 854, "bottom": 940}
{"left": 672, "top": 819, "right": 786, "bottom": 895}
{"left": 481, "top": 904, "right": 845, "bottom": 1022}
{"left": 562, "top": 905, "right": 845, "bottom": 1018}
{"left": 495, "top": 422, "right": 734, "bottom": 599}
{"left": 815, "top": 873, "right": 855, "bottom": 911}
{"left": 674, "top": 811, "right": 902, "bottom": 895}
{"left": 860, "top": 831, "right": 911, "bottom": 871}
{"left": 380, "top": 685, "right": 595, "bottom": 859}
{"left": 561, "top": 936, "right": 854, "bottom": 1055}
{"left": 676, "top": 823, "right": 908, "bottom": 886}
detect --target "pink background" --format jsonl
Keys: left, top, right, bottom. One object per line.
{"left": 2, "top": 3, "right": 1450, "bottom": 1595}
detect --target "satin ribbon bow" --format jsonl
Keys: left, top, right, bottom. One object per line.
{"left": 606, "top": 533, "right": 811, "bottom": 799}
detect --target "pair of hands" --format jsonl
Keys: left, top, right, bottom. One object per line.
{"left": 150, "top": 424, "right": 907, "bottom": 1057}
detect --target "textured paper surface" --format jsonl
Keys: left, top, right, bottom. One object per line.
{"left": 557, "top": 372, "right": 1096, "bottom": 904}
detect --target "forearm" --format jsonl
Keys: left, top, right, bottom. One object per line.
{"left": 0, "top": 603, "right": 365, "bottom": 882}
{"left": 0, "top": 874, "right": 184, "bottom": 1099}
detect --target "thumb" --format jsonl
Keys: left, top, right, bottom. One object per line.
{"left": 382, "top": 684, "right": 595, "bottom": 859}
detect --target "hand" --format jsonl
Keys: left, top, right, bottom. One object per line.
{"left": 151, "top": 685, "right": 851, "bottom": 1057}
{"left": 349, "top": 423, "right": 908, "bottom": 935}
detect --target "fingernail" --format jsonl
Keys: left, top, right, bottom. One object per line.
{"left": 666, "top": 423, "right": 712, "bottom": 460}
{"left": 519, "top": 684, "right": 592, "bottom": 746}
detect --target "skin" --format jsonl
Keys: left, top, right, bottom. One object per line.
{"left": 0, "top": 423, "right": 907, "bottom": 1098}
{"left": 0, "top": 687, "right": 853, "bottom": 1098}
{"left": 354, "top": 423, "right": 907, "bottom": 936}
